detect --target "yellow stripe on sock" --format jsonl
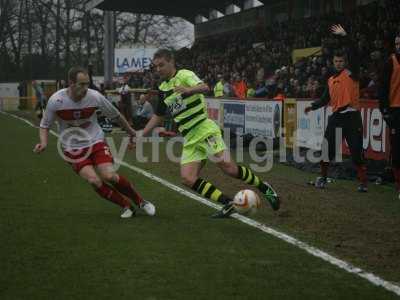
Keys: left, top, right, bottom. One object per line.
{"left": 253, "top": 175, "right": 260, "bottom": 186}
{"left": 210, "top": 189, "right": 222, "bottom": 202}
{"left": 201, "top": 183, "right": 212, "bottom": 196}
{"left": 240, "top": 166, "right": 261, "bottom": 187}
{"left": 240, "top": 166, "right": 247, "bottom": 180}
{"left": 245, "top": 171, "right": 253, "bottom": 184}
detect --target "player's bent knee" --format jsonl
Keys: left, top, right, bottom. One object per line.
{"left": 181, "top": 175, "right": 197, "bottom": 187}
{"left": 99, "top": 172, "right": 117, "bottom": 183}
{"left": 219, "top": 162, "right": 238, "bottom": 177}
{"left": 86, "top": 176, "right": 102, "bottom": 188}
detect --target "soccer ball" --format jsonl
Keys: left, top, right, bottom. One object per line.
{"left": 232, "top": 189, "right": 261, "bottom": 215}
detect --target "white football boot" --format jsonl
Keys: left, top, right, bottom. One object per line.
{"left": 120, "top": 207, "right": 135, "bottom": 219}
{"left": 140, "top": 200, "right": 156, "bottom": 216}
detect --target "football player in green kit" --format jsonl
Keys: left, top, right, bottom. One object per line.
{"left": 139, "top": 49, "right": 280, "bottom": 217}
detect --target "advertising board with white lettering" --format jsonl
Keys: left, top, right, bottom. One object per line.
{"left": 296, "top": 100, "right": 325, "bottom": 150}
{"left": 245, "top": 101, "right": 282, "bottom": 138}
{"left": 114, "top": 48, "right": 157, "bottom": 73}
{"left": 342, "top": 100, "right": 389, "bottom": 160}
{"left": 0, "top": 82, "right": 20, "bottom": 111}
{"left": 208, "top": 97, "right": 388, "bottom": 160}
{"left": 205, "top": 98, "right": 221, "bottom": 125}
{"left": 296, "top": 99, "right": 389, "bottom": 160}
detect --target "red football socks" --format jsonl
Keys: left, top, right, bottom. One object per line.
{"left": 356, "top": 165, "right": 368, "bottom": 185}
{"left": 112, "top": 175, "right": 143, "bottom": 206}
{"left": 95, "top": 183, "right": 131, "bottom": 208}
{"left": 320, "top": 161, "right": 329, "bottom": 178}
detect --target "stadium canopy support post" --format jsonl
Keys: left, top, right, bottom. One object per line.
{"left": 104, "top": 10, "right": 115, "bottom": 88}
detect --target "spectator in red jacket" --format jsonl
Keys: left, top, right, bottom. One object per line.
{"left": 232, "top": 74, "right": 247, "bottom": 99}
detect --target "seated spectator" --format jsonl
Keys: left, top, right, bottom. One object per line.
{"left": 129, "top": 73, "right": 143, "bottom": 88}
{"left": 361, "top": 71, "right": 379, "bottom": 99}
{"left": 273, "top": 86, "right": 285, "bottom": 101}
{"left": 133, "top": 93, "right": 154, "bottom": 130}
{"left": 223, "top": 75, "right": 233, "bottom": 97}
{"left": 309, "top": 79, "right": 324, "bottom": 98}
{"left": 255, "top": 62, "right": 265, "bottom": 84}
{"left": 254, "top": 80, "right": 268, "bottom": 98}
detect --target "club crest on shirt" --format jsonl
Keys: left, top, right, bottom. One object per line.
{"left": 206, "top": 136, "right": 218, "bottom": 149}
{"left": 73, "top": 111, "right": 81, "bottom": 119}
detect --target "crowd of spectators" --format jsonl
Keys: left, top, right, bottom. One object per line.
{"left": 170, "top": 0, "right": 400, "bottom": 100}
{"left": 112, "top": 0, "right": 400, "bottom": 101}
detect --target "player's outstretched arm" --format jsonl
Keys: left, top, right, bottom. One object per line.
{"left": 33, "top": 128, "right": 49, "bottom": 153}
{"left": 304, "top": 87, "right": 331, "bottom": 114}
{"left": 141, "top": 114, "right": 164, "bottom": 137}
{"left": 117, "top": 113, "right": 136, "bottom": 137}
{"left": 174, "top": 83, "right": 210, "bottom": 96}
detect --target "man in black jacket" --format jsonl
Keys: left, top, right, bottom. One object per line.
{"left": 379, "top": 34, "right": 400, "bottom": 199}
{"left": 305, "top": 24, "right": 367, "bottom": 192}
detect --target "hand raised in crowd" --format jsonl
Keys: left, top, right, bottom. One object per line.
{"left": 331, "top": 24, "right": 347, "bottom": 36}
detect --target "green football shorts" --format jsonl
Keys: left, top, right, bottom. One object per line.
{"left": 181, "top": 121, "right": 227, "bottom": 165}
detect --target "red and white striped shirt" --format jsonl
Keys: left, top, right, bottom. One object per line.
{"left": 40, "top": 88, "right": 120, "bottom": 150}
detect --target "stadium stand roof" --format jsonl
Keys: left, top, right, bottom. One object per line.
{"left": 86, "top": 0, "right": 266, "bottom": 23}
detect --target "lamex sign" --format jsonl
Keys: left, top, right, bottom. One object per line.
{"left": 114, "top": 48, "right": 157, "bottom": 73}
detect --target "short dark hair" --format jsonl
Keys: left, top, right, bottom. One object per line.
{"left": 153, "top": 49, "right": 175, "bottom": 62}
{"left": 68, "top": 67, "right": 88, "bottom": 83}
{"left": 333, "top": 49, "right": 347, "bottom": 59}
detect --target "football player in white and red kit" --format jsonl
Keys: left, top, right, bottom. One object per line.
{"left": 33, "top": 67, "right": 155, "bottom": 218}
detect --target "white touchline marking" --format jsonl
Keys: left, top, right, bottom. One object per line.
{"left": 2, "top": 110, "right": 400, "bottom": 297}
